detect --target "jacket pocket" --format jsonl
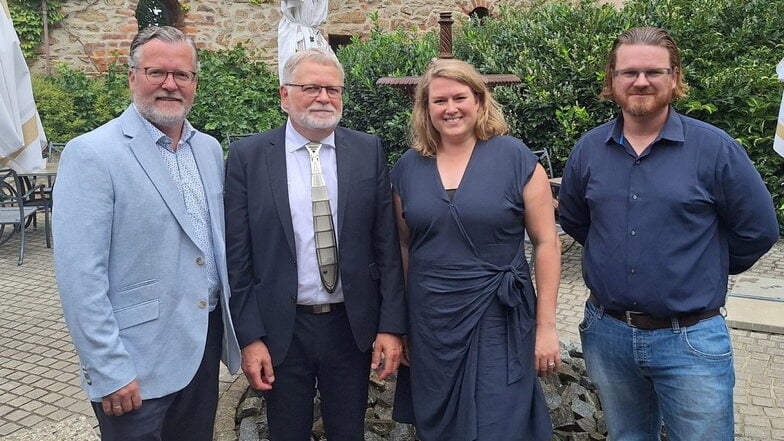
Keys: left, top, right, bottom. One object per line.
{"left": 114, "top": 299, "right": 160, "bottom": 330}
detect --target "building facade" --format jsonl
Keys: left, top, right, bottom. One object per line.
{"left": 32, "top": 0, "right": 516, "bottom": 74}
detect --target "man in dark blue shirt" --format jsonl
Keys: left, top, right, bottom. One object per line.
{"left": 559, "top": 26, "right": 779, "bottom": 441}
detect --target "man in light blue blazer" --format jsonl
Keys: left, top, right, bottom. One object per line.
{"left": 53, "top": 26, "right": 240, "bottom": 441}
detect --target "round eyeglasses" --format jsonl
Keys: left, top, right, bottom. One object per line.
{"left": 133, "top": 67, "right": 198, "bottom": 87}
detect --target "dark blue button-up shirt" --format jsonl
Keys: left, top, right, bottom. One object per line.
{"left": 559, "top": 107, "right": 778, "bottom": 317}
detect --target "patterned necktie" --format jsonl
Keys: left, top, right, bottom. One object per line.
{"left": 305, "top": 142, "right": 339, "bottom": 293}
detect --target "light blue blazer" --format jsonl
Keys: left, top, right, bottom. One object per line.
{"left": 53, "top": 105, "right": 240, "bottom": 401}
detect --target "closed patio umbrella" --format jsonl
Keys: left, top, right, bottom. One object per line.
{"left": 277, "top": 0, "right": 330, "bottom": 81}
{"left": 0, "top": 0, "right": 46, "bottom": 173}
{"left": 774, "top": 58, "right": 784, "bottom": 158}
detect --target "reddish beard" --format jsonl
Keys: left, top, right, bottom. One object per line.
{"left": 619, "top": 86, "right": 671, "bottom": 117}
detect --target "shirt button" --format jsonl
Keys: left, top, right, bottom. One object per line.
{"left": 630, "top": 230, "right": 636, "bottom": 236}
{"left": 198, "top": 299, "right": 207, "bottom": 309}
{"left": 634, "top": 160, "right": 641, "bottom": 165}
{"left": 631, "top": 268, "right": 636, "bottom": 274}
{"left": 196, "top": 256, "right": 205, "bottom": 265}
{"left": 632, "top": 194, "right": 638, "bottom": 200}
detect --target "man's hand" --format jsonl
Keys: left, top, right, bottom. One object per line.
{"left": 241, "top": 339, "right": 275, "bottom": 391}
{"left": 371, "top": 333, "right": 402, "bottom": 380}
{"left": 101, "top": 379, "right": 142, "bottom": 416}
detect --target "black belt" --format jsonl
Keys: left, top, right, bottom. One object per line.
{"left": 296, "top": 302, "right": 344, "bottom": 315}
{"left": 589, "top": 295, "right": 720, "bottom": 330}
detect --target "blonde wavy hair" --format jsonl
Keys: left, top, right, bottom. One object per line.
{"left": 409, "top": 59, "right": 508, "bottom": 157}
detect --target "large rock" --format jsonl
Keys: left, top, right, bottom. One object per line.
{"left": 235, "top": 341, "right": 611, "bottom": 441}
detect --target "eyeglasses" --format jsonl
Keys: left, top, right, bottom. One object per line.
{"left": 285, "top": 83, "right": 344, "bottom": 98}
{"left": 613, "top": 68, "right": 673, "bottom": 81}
{"left": 133, "top": 67, "right": 198, "bottom": 86}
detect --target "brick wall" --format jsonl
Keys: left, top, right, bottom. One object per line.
{"left": 30, "top": 0, "right": 622, "bottom": 75}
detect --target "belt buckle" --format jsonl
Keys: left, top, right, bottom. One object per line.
{"left": 625, "top": 311, "right": 644, "bottom": 327}
{"left": 313, "top": 304, "right": 331, "bottom": 314}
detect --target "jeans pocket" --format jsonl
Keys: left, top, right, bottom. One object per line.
{"left": 578, "top": 301, "right": 599, "bottom": 333}
{"left": 683, "top": 316, "right": 733, "bottom": 359}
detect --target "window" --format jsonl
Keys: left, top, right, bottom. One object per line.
{"left": 328, "top": 34, "right": 353, "bottom": 53}
{"left": 468, "top": 7, "right": 489, "bottom": 25}
{"left": 136, "top": 0, "right": 183, "bottom": 30}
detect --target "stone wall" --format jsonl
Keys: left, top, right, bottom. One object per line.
{"left": 30, "top": 0, "right": 623, "bottom": 75}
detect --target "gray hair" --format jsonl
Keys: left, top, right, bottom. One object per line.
{"left": 129, "top": 26, "right": 199, "bottom": 70}
{"left": 279, "top": 47, "right": 344, "bottom": 85}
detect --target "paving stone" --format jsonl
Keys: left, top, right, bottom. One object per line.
{"left": 1, "top": 214, "right": 782, "bottom": 440}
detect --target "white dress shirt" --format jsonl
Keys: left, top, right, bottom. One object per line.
{"left": 284, "top": 119, "right": 344, "bottom": 305}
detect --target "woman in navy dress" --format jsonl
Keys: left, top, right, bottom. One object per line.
{"left": 391, "top": 59, "right": 561, "bottom": 440}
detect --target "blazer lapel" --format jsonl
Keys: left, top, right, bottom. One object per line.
{"left": 266, "top": 132, "right": 297, "bottom": 256}
{"left": 122, "top": 112, "right": 200, "bottom": 246}
{"left": 335, "top": 128, "right": 351, "bottom": 238}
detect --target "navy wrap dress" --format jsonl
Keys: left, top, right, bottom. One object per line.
{"left": 391, "top": 136, "right": 552, "bottom": 441}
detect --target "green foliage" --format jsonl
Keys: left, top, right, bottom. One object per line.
{"left": 337, "top": 15, "right": 438, "bottom": 164}
{"left": 8, "top": 0, "right": 64, "bottom": 58}
{"left": 31, "top": 45, "right": 284, "bottom": 151}
{"left": 23, "top": 1, "right": 784, "bottom": 228}
{"left": 622, "top": 0, "right": 784, "bottom": 229}
{"left": 453, "top": 0, "right": 625, "bottom": 171}
{"left": 189, "top": 45, "right": 285, "bottom": 146}
{"left": 30, "top": 75, "right": 85, "bottom": 143}
{"left": 32, "top": 63, "right": 130, "bottom": 142}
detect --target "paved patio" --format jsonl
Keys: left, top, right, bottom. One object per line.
{"left": 1, "top": 212, "right": 782, "bottom": 440}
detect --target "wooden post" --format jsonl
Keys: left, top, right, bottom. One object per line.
{"left": 42, "top": 0, "right": 50, "bottom": 75}
{"left": 438, "top": 12, "right": 453, "bottom": 59}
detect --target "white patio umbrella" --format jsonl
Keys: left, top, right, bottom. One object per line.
{"left": 0, "top": 0, "right": 46, "bottom": 173}
{"left": 774, "top": 58, "right": 784, "bottom": 158}
{"left": 277, "top": 0, "right": 330, "bottom": 81}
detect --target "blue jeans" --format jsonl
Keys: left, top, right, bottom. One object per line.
{"left": 579, "top": 301, "right": 734, "bottom": 441}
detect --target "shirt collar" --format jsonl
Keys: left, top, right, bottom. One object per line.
{"left": 132, "top": 104, "right": 195, "bottom": 152}
{"left": 606, "top": 105, "right": 686, "bottom": 146}
{"left": 284, "top": 118, "right": 336, "bottom": 153}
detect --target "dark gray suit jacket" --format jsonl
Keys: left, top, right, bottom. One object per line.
{"left": 225, "top": 125, "right": 406, "bottom": 364}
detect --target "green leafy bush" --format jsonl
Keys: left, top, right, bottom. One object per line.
{"left": 27, "top": 1, "right": 784, "bottom": 229}
{"left": 189, "top": 44, "right": 285, "bottom": 144}
{"left": 32, "top": 63, "right": 130, "bottom": 142}
{"left": 450, "top": 0, "right": 783, "bottom": 229}
{"left": 338, "top": 14, "right": 438, "bottom": 164}
{"left": 32, "top": 45, "right": 285, "bottom": 148}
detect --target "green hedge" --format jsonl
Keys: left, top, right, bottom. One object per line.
{"left": 32, "top": 45, "right": 285, "bottom": 145}
{"left": 30, "top": 0, "right": 783, "bottom": 229}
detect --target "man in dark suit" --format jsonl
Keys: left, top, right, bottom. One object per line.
{"left": 224, "top": 47, "right": 406, "bottom": 441}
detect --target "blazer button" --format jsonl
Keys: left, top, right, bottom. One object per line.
{"left": 196, "top": 256, "right": 205, "bottom": 265}
{"left": 198, "top": 299, "right": 208, "bottom": 309}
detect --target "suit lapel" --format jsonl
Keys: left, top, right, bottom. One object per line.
{"left": 122, "top": 110, "right": 201, "bottom": 246}
{"left": 335, "top": 128, "right": 351, "bottom": 238}
{"left": 266, "top": 131, "right": 297, "bottom": 256}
